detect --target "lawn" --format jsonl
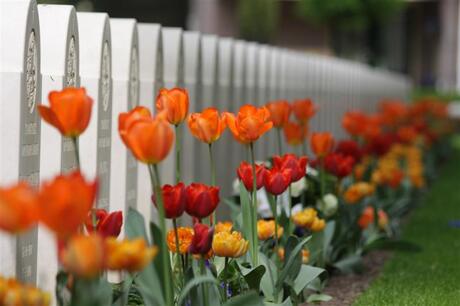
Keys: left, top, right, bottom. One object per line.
{"left": 353, "top": 152, "right": 460, "bottom": 306}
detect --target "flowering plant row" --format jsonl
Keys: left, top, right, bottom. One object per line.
{"left": 0, "top": 87, "right": 452, "bottom": 306}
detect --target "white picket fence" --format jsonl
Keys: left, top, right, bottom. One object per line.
{"left": 0, "top": 0, "right": 412, "bottom": 299}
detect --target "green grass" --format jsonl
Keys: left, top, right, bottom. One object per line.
{"left": 353, "top": 153, "right": 460, "bottom": 306}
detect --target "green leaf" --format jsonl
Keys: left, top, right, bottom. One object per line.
{"left": 306, "top": 293, "right": 333, "bottom": 303}
{"left": 333, "top": 254, "right": 363, "bottom": 273}
{"left": 264, "top": 297, "right": 293, "bottom": 306}
{"left": 177, "top": 275, "right": 219, "bottom": 306}
{"left": 56, "top": 271, "right": 70, "bottom": 306}
{"left": 70, "top": 277, "right": 112, "bottom": 306}
{"left": 276, "top": 236, "right": 311, "bottom": 289}
{"left": 258, "top": 252, "right": 276, "bottom": 301}
{"left": 293, "top": 265, "right": 325, "bottom": 295}
{"left": 125, "top": 207, "right": 149, "bottom": 242}
{"left": 135, "top": 263, "right": 164, "bottom": 306}
{"left": 240, "top": 182, "right": 252, "bottom": 242}
{"left": 237, "top": 263, "right": 266, "bottom": 292}
{"left": 223, "top": 290, "right": 264, "bottom": 306}
{"left": 149, "top": 221, "right": 167, "bottom": 297}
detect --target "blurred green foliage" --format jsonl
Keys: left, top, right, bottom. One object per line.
{"left": 237, "top": 0, "right": 279, "bottom": 43}
{"left": 296, "top": 0, "right": 405, "bottom": 31}
{"left": 412, "top": 88, "right": 460, "bottom": 103}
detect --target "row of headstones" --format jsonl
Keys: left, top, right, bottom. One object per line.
{"left": 0, "top": 0, "right": 412, "bottom": 299}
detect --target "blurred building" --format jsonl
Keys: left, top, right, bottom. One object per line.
{"left": 81, "top": 0, "right": 459, "bottom": 90}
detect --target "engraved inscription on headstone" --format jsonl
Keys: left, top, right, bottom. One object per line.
{"left": 18, "top": 29, "right": 40, "bottom": 283}
{"left": 126, "top": 44, "right": 139, "bottom": 209}
{"left": 96, "top": 40, "right": 112, "bottom": 210}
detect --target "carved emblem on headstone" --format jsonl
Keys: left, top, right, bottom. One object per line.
{"left": 26, "top": 31, "right": 37, "bottom": 114}
{"left": 128, "top": 46, "right": 139, "bottom": 109}
{"left": 101, "top": 41, "right": 110, "bottom": 112}
{"left": 65, "top": 36, "right": 77, "bottom": 87}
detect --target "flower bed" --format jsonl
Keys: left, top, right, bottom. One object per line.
{"left": 0, "top": 88, "right": 453, "bottom": 306}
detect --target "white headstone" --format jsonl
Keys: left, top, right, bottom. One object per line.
{"left": 256, "top": 45, "right": 270, "bottom": 160}
{"left": 198, "top": 34, "right": 219, "bottom": 183}
{"left": 161, "top": 27, "right": 184, "bottom": 185}
{"left": 217, "top": 37, "right": 235, "bottom": 198}
{"left": 232, "top": 40, "right": 246, "bottom": 165}
{"left": 137, "top": 23, "right": 162, "bottom": 223}
{"left": 183, "top": 31, "right": 201, "bottom": 185}
{"left": 36, "top": 4, "right": 79, "bottom": 293}
{"left": 77, "top": 12, "right": 112, "bottom": 210}
{"left": 109, "top": 18, "right": 139, "bottom": 219}
{"left": 0, "top": 0, "right": 41, "bottom": 283}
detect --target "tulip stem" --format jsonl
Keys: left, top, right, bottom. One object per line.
{"left": 172, "top": 218, "right": 185, "bottom": 274}
{"left": 249, "top": 143, "right": 259, "bottom": 266}
{"left": 276, "top": 128, "right": 283, "bottom": 156}
{"left": 175, "top": 124, "right": 182, "bottom": 184}
{"left": 224, "top": 257, "right": 229, "bottom": 301}
{"left": 209, "top": 143, "right": 216, "bottom": 225}
{"left": 200, "top": 258, "right": 210, "bottom": 306}
{"left": 150, "top": 165, "right": 174, "bottom": 306}
{"left": 71, "top": 137, "right": 80, "bottom": 169}
{"left": 320, "top": 156, "right": 325, "bottom": 198}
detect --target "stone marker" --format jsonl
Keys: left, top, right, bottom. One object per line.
{"left": 137, "top": 23, "right": 162, "bottom": 224}
{"left": 232, "top": 40, "right": 246, "bottom": 167}
{"left": 37, "top": 3, "right": 79, "bottom": 293}
{"left": 198, "top": 34, "right": 219, "bottom": 183}
{"left": 183, "top": 31, "right": 201, "bottom": 185}
{"left": 0, "top": 0, "right": 41, "bottom": 283}
{"left": 217, "top": 37, "right": 235, "bottom": 199}
{"left": 109, "top": 18, "right": 139, "bottom": 221}
{"left": 77, "top": 12, "right": 112, "bottom": 210}
{"left": 161, "top": 27, "right": 184, "bottom": 185}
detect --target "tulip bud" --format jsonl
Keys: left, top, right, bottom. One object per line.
{"left": 236, "top": 161, "right": 266, "bottom": 191}
{"left": 152, "top": 182, "right": 186, "bottom": 219}
{"left": 185, "top": 183, "right": 220, "bottom": 219}
{"left": 189, "top": 223, "right": 214, "bottom": 255}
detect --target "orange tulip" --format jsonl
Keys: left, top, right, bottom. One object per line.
{"left": 291, "top": 99, "right": 316, "bottom": 124}
{"left": 105, "top": 237, "right": 158, "bottom": 272}
{"left": 60, "top": 233, "right": 105, "bottom": 278}
{"left": 265, "top": 100, "right": 291, "bottom": 128}
{"left": 155, "top": 88, "right": 189, "bottom": 125}
{"left": 38, "top": 87, "right": 93, "bottom": 137}
{"left": 166, "top": 227, "right": 194, "bottom": 254}
{"left": 38, "top": 171, "right": 97, "bottom": 239}
{"left": 118, "top": 106, "right": 152, "bottom": 146}
{"left": 120, "top": 110, "right": 174, "bottom": 164}
{"left": 310, "top": 132, "right": 334, "bottom": 157}
{"left": 187, "top": 107, "right": 227, "bottom": 144}
{"left": 342, "top": 111, "right": 366, "bottom": 137}
{"left": 283, "top": 121, "right": 307, "bottom": 146}
{"left": 0, "top": 182, "right": 38, "bottom": 233}
{"left": 224, "top": 105, "right": 273, "bottom": 144}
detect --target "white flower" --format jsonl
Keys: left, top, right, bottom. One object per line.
{"left": 306, "top": 165, "right": 318, "bottom": 177}
{"left": 290, "top": 177, "right": 307, "bottom": 197}
{"left": 316, "top": 193, "right": 338, "bottom": 217}
{"left": 232, "top": 178, "right": 240, "bottom": 195}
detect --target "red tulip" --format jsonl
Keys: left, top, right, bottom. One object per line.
{"left": 236, "top": 162, "right": 267, "bottom": 191}
{"left": 335, "top": 140, "right": 363, "bottom": 162}
{"left": 364, "top": 133, "right": 396, "bottom": 157}
{"left": 273, "top": 153, "right": 308, "bottom": 183}
{"left": 152, "top": 182, "right": 186, "bottom": 219}
{"left": 185, "top": 183, "right": 220, "bottom": 219}
{"left": 85, "top": 209, "right": 123, "bottom": 238}
{"left": 263, "top": 167, "right": 292, "bottom": 195}
{"left": 323, "top": 153, "right": 355, "bottom": 178}
{"left": 188, "top": 223, "right": 214, "bottom": 255}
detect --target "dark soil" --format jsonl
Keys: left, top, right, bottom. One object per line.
{"left": 307, "top": 251, "right": 391, "bottom": 306}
